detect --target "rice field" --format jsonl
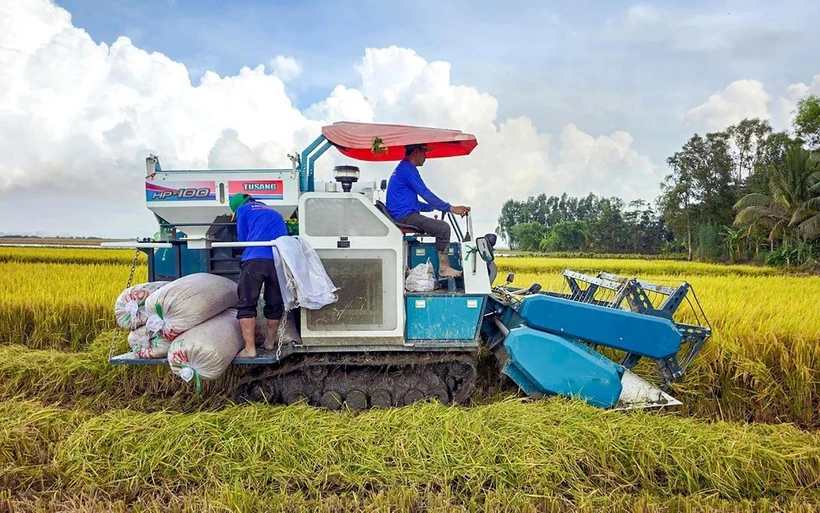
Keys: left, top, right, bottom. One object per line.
{"left": 2, "top": 246, "right": 820, "bottom": 512}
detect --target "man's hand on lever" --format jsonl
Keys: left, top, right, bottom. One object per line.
{"left": 450, "top": 205, "right": 471, "bottom": 217}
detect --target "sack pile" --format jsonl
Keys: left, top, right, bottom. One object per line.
{"left": 115, "top": 273, "right": 240, "bottom": 370}
{"left": 113, "top": 236, "right": 337, "bottom": 385}
{"left": 141, "top": 273, "right": 242, "bottom": 381}
{"left": 114, "top": 281, "right": 171, "bottom": 360}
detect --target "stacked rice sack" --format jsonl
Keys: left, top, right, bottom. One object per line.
{"left": 127, "top": 326, "right": 172, "bottom": 359}
{"left": 144, "top": 273, "right": 238, "bottom": 341}
{"left": 167, "top": 308, "right": 244, "bottom": 384}
{"left": 114, "top": 281, "right": 171, "bottom": 358}
{"left": 141, "top": 273, "right": 244, "bottom": 384}
{"left": 114, "top": 282, "right": 169, "bottom": 330}
{"left": 116, "top": 271, "right": 302, "bottom": 385}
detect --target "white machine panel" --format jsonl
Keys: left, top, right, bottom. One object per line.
{"left": 460, "top": 241, "right": 492, "bottom": 295}
{"left": 297, "top": 191, "right": 406, "bottom": 344}
{"left": 145, "top": 169, "right": 300, "bottom": 248}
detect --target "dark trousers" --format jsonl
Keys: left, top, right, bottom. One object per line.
{"left": 398, "top": 213, "right": 451, "bottom": 252}
{"left": 236, "top": 258, "right": 284, "bottom": 320}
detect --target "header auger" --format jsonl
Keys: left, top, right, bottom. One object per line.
{"left": 483, "top": 269, "right": 712, "bottom": 409}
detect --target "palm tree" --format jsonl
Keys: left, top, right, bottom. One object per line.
{"left": 733, "top": 148, "right": 820, "bottom": 247}
{"left": 721, "top": 225, "right": 744, "bottom": 263}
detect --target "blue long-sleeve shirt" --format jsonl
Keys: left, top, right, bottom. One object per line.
{"left": 236, "top": 200, "right": 288, "bottom": 261}
{"left": 385, "top": 159, "right": 451, "bottom": 220}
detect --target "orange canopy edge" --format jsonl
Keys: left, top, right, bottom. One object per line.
{"left": 321, "top": 121, "right": 478, "bottom": 162}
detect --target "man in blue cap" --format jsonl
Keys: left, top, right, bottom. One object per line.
{"left": 229, "top": 193, "right": 288, "bottom": 358}
{"left": 386, "top": 143, "right": 470, "bottom": 278}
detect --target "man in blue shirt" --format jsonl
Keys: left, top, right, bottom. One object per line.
{"left": 386, "top": 144, "right": 470, "bottom": 278}
{"left": 230, "top": 193, "right": 289, "bottom": 358}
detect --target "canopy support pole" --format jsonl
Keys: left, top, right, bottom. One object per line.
{"left": 299, "top": 135, "right": 328, "bottom": 192}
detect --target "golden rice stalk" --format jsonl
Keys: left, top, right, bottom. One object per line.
{"left": 54, "top": 399, "right": 820, "bottom": 501}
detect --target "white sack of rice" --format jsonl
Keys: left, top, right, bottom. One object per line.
{"left": 128, "top": 326, "right": 172, "bottom": 359}
{"left": 114, "top": 281, "right": 169, "bottom": 330}
{"left": 167, "top": 308, "right": 244, "bottom": 382}
{"left": 144, "top": 273, "right": 237, "bottom": 341}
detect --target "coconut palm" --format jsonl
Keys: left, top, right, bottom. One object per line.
{"left": 733, "top": 148, "right": 820, "bottom": 246}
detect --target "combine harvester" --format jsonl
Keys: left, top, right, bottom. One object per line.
{"left": 106, "top": 121, "right": 711, "bottom": 410}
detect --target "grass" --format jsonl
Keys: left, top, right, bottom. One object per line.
{"left": 3, "top": 489, "right": 820, "bottom": 512}
{"left": 0, "top": 400, "right": 89, "bottom": 491}
{"left": 1, "top": 254, "right": 819, "bottom": 426}
{"left": 1, "top": 398, "right": 819, "bottom": 511}
{"left": 0, "top": 335, "right": 231, "bottom": 413}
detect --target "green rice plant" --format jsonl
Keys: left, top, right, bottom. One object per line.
{"left": 54, "top": 399, "right": 820, "bottom": 502}
{"left": 0, "top": 262, "right": 148, "bottom": 350}
{"left": 0, "top": 246, "right": 146, "bottom": 265}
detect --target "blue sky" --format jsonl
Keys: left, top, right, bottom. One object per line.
{"left": 1, "top": 0, "right": 818, "bottom": 237}
{"left": 59, "top": 0, "right": 820, "bottom": 166}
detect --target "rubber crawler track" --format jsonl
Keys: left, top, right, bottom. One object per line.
{"left": 229, "top": 352, "right": 478, "bottom": 410}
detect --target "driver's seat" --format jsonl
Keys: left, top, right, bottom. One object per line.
{"left": 375, "top": 200, "right": 422, "bottom": 235}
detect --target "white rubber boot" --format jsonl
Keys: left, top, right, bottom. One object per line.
{"left": 438, "top": 251, "right": 462, "bottom": 278}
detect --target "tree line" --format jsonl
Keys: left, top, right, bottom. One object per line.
{"left": 497, "top": 94, "right": 820, "bottom": 266}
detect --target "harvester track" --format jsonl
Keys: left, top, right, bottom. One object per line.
{"left": 229, "top": 352, "right": 478, "bottom": 409}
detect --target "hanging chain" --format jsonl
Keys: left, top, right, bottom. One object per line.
{"left": 275, "top": 311, "right": 287, "bottom": 361}
{"left": 109, "top": 246, "right": 142, "bottom": 361}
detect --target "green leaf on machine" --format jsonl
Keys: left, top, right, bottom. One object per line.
{"left": 371, "top": 137, "right": 387, "bottom": 155}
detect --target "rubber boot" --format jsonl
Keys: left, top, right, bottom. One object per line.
{"left": 438, "top": 251, "right": 462, "bottom": 278}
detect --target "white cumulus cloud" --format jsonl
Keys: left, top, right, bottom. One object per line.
{"left": 683, "top": 79, "right": 771, "bottom": 132}
{"left": 682, "top": 74, "right": 820, "bottom": 135}
{"left": 269, "top": 55, "right": 303, "bottom": 82}
{"left": 777, "top": 74, "right": 820, "bottom": 128}
{"left": 0, "top": 0, "right": 661, "bottom": 242}
{"left": 556, "top": 124, "right": 657, "bottom": 200}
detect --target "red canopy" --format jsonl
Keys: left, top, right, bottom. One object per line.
{"left": 321, "top": 121, "right": 478, "bottom": 161}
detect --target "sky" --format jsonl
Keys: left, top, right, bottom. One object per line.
{"left": 1, "top": 0, "right": 819, "bottom": 241}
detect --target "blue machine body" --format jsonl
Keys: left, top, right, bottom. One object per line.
{"left": 482, "top": 288, "right": 698, "bottom": 409}
{"left": 405, "top": 294, "right": 485, "bottom": 341}
{"left": 502, "top": 327, "right": 624, "bottom": 408}
{"left": 517, "top": 294, "right": 682, "bottom": 360}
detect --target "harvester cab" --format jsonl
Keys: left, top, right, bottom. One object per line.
{"left": 105, "top": 121, "right": 711, "bottom": 411}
